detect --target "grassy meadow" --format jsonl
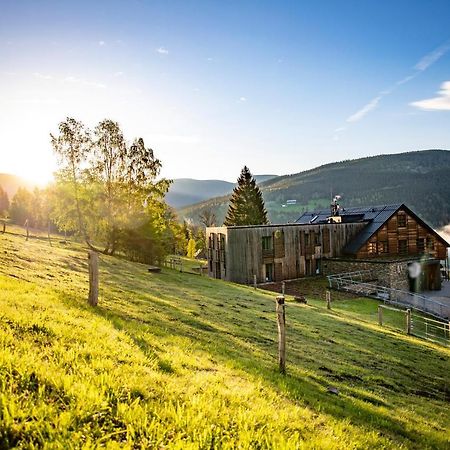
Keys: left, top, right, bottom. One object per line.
{"left": 0, "top": 225, "right": 449, "bottom": 449}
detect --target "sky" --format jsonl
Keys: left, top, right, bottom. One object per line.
{"left": 1, "top": 0, "right": 450, "bottom": 185}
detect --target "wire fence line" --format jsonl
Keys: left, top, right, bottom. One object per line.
{"left": 327, "top": 270, "right": 450, "bottom": 320}
{"left": 376, "top": 304, "right": 449, "bottom": 346}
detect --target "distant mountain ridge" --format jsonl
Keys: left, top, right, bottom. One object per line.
{"left": 178, "top": 150, "right": 450, "bottom": 228}
{"left": 166, "top": 175, "right": 277, "bottom": 208}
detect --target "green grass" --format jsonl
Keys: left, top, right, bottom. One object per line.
{"left": 0, "top": 226, "right": 449, "bottom": 449}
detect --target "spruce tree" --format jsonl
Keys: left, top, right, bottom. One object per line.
{"left": 224, "top": 166, "right": 268, "bottom": 226}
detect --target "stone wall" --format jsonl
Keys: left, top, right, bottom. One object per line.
{"left": 322, "top": 258, "right": 414, "bottom": 290}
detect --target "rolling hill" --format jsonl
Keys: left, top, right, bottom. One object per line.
{"left": 178, "top": 150, "right": 450, "bottom": 227}
{"left": 166, "top": 175, "right": 277, "bottom": 208}
{"left": 0, "top": 173, "right": 35, "bottom": 199}
{"left": 0, "top": 225, "right": 449, "bottom": 448}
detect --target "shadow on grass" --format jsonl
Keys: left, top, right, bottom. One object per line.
{"left": 56, "top": 264, "right": 449, "bottom": 449}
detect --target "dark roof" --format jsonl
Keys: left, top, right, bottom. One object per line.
{"left": 297, "top": 203, "right": 450, "bottom": 254}
{"left": 296, "top": 204, "right": 402, "bottom": 225}
{"left": 297, "top": 204, "right": 403, "bottom": 254}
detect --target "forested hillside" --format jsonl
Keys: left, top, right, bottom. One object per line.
{"left": 179, "top": 150, "right": 450, "bottom": 227}
{"left": 166, "top": 175, "right": 277, "bottom": 208}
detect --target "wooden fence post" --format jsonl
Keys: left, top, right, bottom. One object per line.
{"left": 253, "top": 274, "right": 257, "bottom": 290}
{"left": 24, "top": 219, "right": 29, "bottom": 241}
{"left": 276, "top": 295, "right": 286, "bottom": 374}
{"left": 378, "top": 305, "right": 383, "bottom": 326}
{"left": 282, "top": 281, "right": 285, "bottom": 295}
{"left": 406, "top": 309, "right": 412, "bottom": 335}
{"left": 88, "top": 251, "right": 99, "bottom": 306}
{"left": 326, "top": 290, "right": 331, "bottom": 310}
{"left": 2, "top": 220, "right": 5, "bottom": 233}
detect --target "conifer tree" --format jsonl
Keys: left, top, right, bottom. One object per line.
{"left": 224, "top": 166, "right": 268, "bottom": 226}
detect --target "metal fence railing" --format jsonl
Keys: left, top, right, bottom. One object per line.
{"left": 328, "top": 270, "right": 450, "bottom": 320}
{"left": 377, "top": 304, "right": 449, "bottom": 347}
{"left": 410, "top": 313, "right": 450, "bottom": 346}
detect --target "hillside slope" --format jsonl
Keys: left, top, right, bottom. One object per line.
{"left": 166, "top": 175, "right": 277, "bottom": 208}
{"left": 0, "top": 227, "right": 449, "bottom": 448}
{"left": 179, "top": 150, "right": 450, "bottom": 227}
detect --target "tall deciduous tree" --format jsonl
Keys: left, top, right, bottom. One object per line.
{"left": 50, "top": 117, "right": 91, "bottom": 245}
{"left": 198, "top": 208, "right": 216, "bottom": 227}
{"left": 51, "top": 117, "right": 175, "bottom": 261}
{"left": 224, "top": 166, "right": 268, "bottom": 226}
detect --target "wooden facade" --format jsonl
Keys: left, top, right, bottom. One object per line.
{"left": 207, "top": 222, "right": 365, "bottom": 284}
{"left": 206, "top": 204, "right": 449, "bottom": 287}
{"left": 356, "top": 206, "right": 447, "bottom": 260}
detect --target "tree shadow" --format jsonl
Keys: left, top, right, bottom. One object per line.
{"left": 56, "top": 266, "right": 449, "bottom": 449}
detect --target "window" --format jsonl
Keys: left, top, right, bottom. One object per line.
{"left": 398, "top": 213, "right": 406, "bottom": 228}
{"left": 426, "top": 237, "right": 434, "bottom": 251}
{"left": 265, "top": 263, "right": 273, "bottom": 282}
{"left": 305, "top": 233, "right": 310, "bottom": 246}
{"left": 262, "top": 236, "right": 273, "bottom": 250}
{"left": 378, "top": 241, "right": 388, "bottom": 254}
{"left": 416, "top": 238, "right": 425, "bottom": 253}
{"left": 314, "top": 233, "right": 321, "bottom": 246}
{"left": 398, "top": 240, "right": 408, "bottom": 255}
{"left": 368, "top": 242, "right": 377, "bottom": 254}
{"left": 219, "top": 233, "right": 225, "bottom": 250}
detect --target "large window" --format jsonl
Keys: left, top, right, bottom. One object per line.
{"left": 398, "top": 240, "right": 408, "bottom": 255}
{"left": 398, "top": 213, "right": 407, "bottom": 228}
{"left": 416, "top": 238, "right": 425, "bottom": 253}
{"left": 262, "top": 236, "right": 273, "bottom": 251}
{"left": 265, "top": 263, "right": 273, "bottom": 282}
{"left": 368, "top": 242, "right": 377, "bottom": 255}
{"left": 305, "top": 233, "right": 310, "bottom": 246}
{"left": 426, "top": 237, "right": 434, "bottom": 251}
{"left": 378, "top": 241, "right": 388, "bottom": 254}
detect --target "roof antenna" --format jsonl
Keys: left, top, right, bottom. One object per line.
{"left": 328, "top": 195, "right": 342, "bottom": 223}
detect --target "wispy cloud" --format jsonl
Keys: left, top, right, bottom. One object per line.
{"left": 64, "top": 75, "right": 106, "bottom": 89}
{"left": 31, "top": 71, "right": 107, "bottom": 89}
{"left": 98, "top": 40, "right": 106, "bottom": 46}
{"left": 239, "top": 96, "right": 247, "bottom": 102}
{"left": 334, "top": 40, "right": 450, "bottom": 138}
{"left": 33, "top": 72, "right": 53, "bottom": 80}
{"left": 414, "top": 42, "right": 450, "bottom": 71}
{"left": 113, "top": 71, "right": 124, "bottom": 77}
{"left": 156, "top": 47, "right": 169, "bottom": 55}
{"left": 411, "top": 80, "right": 450, "bottom": 110}
{"left": 346, "top": 95, "right": 382, "bottom": 123}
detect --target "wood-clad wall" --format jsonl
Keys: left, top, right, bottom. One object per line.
{"left": 356, "top": 207, "right": 447, "bottom": 260}
{"left": 207, "top": 223, "right": 365, "bottom": 284}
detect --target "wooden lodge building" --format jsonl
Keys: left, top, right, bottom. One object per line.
{"left": 206, "top": 204, "right": 449, "bottom": 292}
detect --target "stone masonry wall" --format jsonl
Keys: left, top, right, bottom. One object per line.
{"left": 322, "top": 258, "right": 411, "bottom": 290}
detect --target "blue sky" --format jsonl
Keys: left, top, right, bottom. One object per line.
{"left": 1, "top": 0, "right": 450, "bottom": 183}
